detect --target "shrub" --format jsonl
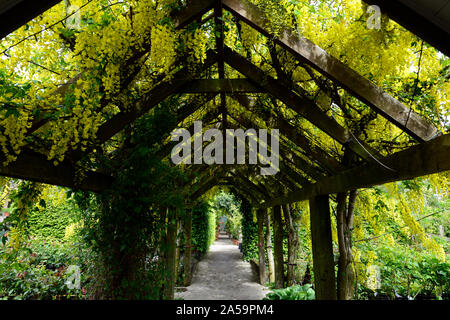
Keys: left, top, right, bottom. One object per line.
{"left": 192, "top": 201, "right": 215, "bottom": 256}
{"left": 0, "top": 240, "right": 91, "bottom": 300}
{"left": 263, "top": 284, "right": 315, "bottom": 300}
{"left": 27, "top": 199, "right": 80, "bottom": 241}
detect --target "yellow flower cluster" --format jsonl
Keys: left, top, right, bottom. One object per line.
{"left": 150, "top": 24, "right": 178, "bottom": 74}
{"left": 0, "top": 109, "right": 31, "bottom": 165}
{"left": 8, "top": 182, "right": 44, "bottom": 250}
{"left": 185, "top": 28, "right": 209, "bottom": 64}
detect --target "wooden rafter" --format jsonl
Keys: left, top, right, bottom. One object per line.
{"left": 178, "top": 79, "right": 263, "bottom": 93}
{"left": 232, "top": 94, "right": 345, "bottom": 173}
{"left": 222, "top": 46, "right": 381, "bottom": 163}
{"left": 95, "top": 51, "right": 217, "bottom": 145}
{"left": 0, "top": 149, "right": 112, "bottom": 192}
{"left": 222, "top": 0, "right": 439, "bottom": 142}
{"left": 260, "top": 134, "right": 450, "bottom": 208}
{"left": 0, "top": 0, "right": 61, "bottom": 39}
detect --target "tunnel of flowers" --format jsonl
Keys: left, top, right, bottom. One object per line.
{"left": 0, "top": 0, "right": 448, "bottom": 300}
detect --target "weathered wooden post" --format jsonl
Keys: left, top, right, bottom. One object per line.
{"left": 273, "top": 205, "right": 284, "bottom": 289}
{"left": 256, "top": 208, "right": 267, "bottom": 285}
{"left": 309, "top": 195, "right": 337, "bottom": 300}
{"left": 265, "top": 208, "right": 275, "bottom": 284}
{"left": 184, "top": 208, "right": 193, "bottom": 286}
{"left": 283, "top": 203, "right": 299, "bottom": 286}
{"left": 163, "top": 207, "right": 178, "bottom": 300}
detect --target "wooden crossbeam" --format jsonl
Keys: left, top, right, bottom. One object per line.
{"left": 178, "top": 79, "right": 263, "bottom": 93}
{"left": 232, "top": 94, "right": 344, "bottom": 174}
{"left": 95, "top": 52, "right": 217, "bottom": 145}
{"left": 222, "top": 0, "right": 439, "bottom": 142}
{"left": 0, "top": 0, "right": 61, "bottom": 39}
{"left": 259, "top": 134, "right": 450, "bottom": 208}
{"left": 227, "top": 112, "right": 311, "bottom": 187}
{"left": 222, "top": 46, "right": 380, "bottom": 163}
{"left": 172, "top": 0, "right": 215, "bottom": 29}
{"left": 0, "top": 150, "right": 112, "bottom": 192}
{"left": 364, "top": 0, "right": 450, "bottom": 57}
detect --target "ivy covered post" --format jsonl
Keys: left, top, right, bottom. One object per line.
{"left": 265, "top": 209, "right": 275, "bottom": 284}
{"left": 336, "top": 190, "right": 357, "bottom": 300}
{"left": 273, "top": 205, "right": 284, "bottom": 289}
{"left": 283, "top": 204, "right": 300, "bottom": 286}
{"left": 238, "top": 194, "right": 258, "bottom": 261}
{"left": 309, "top": 195, "right": 337, "bottom": 300}
{"left": 256, "top": 208, "right": 267, "bottom": 285}
{"left": 184, "top": 208, "right": 193, "bottom": 286}
{"left": 163, "top": 207, "right": 178, "bottom": 300}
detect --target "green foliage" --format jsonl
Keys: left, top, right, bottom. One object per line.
{"left": 74, "top": 104, "right": 188, "bottom": 299}
{"left": 357, "top": 245, "right": 450, "bottom": 299}
{"left": 226, "top": 212, "right": 242, "bottom": 240}
{"left": 27, "top": 200, "right": 79, "bottom": 241}
{"left": 192, "top": 201, "right": 215, "bottom": 256}
{"left": 263, "top": 284, "right": 315, "bottom": 300}
{"left": 0, "top": 239, "right": 92, "bottom": 300}
{"left": 376, "top": 245, "right": 449, "bottom": 298}
{"left": 239, "top": 196, "right": 258, "bottom": 261}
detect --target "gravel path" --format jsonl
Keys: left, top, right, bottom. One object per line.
{"left": 176, "top": 233, "right": 269, "bottom": 300}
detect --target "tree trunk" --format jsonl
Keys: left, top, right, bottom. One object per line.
{"left": 184, "top": 209, "right": 193, "bottom": 286}
{"left": 309, "top": 195, "right": 337, "bottom": 300}
{"left": 273, "top": 205, "right": 284, "bottom": 289}
{"left": 264, "top": 208, "right": 275, "bottom": 284}
{"left": 337, "top": 191, "right": 356, "bottom": 300}
{"left": 256, "top": 209, "right": 267, "bottom": 285}
{"left": 163, "top": 208, "right": 178, "bottom": 300}
{"left": 283, "top": 204, "right": 299, "bottom": 286}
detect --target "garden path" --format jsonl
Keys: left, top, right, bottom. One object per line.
{"left": 176, "top": 233, "right": 269, "bottom": 300}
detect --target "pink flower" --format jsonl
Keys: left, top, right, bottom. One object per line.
{"left": 82, "top": 288, "right": 86, "bottom": 295}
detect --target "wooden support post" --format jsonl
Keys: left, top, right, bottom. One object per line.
{"left": 175, "top": 221, "right": 182, "bottom": 286}
{"left": 184, "top": 209, "right": 193, "bottom": 286}
{"left": 265, "top": 209, "right": 275, "bottom": 284}
{"left": 257, "top": 208, "right": 267, "bottom": 285}
{"left": 283, "top": 203, "right": 299, "bottom": 286}
{"left": 273, "top": 205, "right": 284, "bottom": 289}
{"left": 309, "top": 195, "right": 337, "bottom": 300}
{"left": 163, "top": 208, "right": 178, "bottom": 300}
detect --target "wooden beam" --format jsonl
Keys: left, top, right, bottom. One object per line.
{"left": 178, "top": 79, "right": 263, "bottom": 93}
{"left": 222, "top": 46, "right": 380, "bottom": 163}
{"left": 309, "top": 194, "right": 337, "bottom": 300}
{"left": 226, "top": 115, "right": 310, "bottom": 189}
{"left": 363, "top": 0, "right": 450, "bottom": 57}
{"left": 260, "top": 134, "right": 450, "bottom": 208}
{"left": 172, "top": 0, "right": 215, "bottom": 29}
{"left": 257, "top": 208, "right": 267, "bottom": 285}
{"left": 0, "top": 150, "right": 112, "bottom": 192}
{"left": 0, "top": 0, "right": 61, "bottom": 39}
{"left": 272, "top": 205, "right": 284, "bottom": 289}
{"left": 232, "top": 94, "right": 344, "bottom": 174}
{"left": 96, "top": 51, "right": 217, "bottom": 144}
{"left": 222, "top": 0, "right": 438, "bottom": 142}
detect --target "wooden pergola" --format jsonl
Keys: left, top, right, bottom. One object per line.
{"left": 0, "top": 0, "right": 449, "bottom": 299}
